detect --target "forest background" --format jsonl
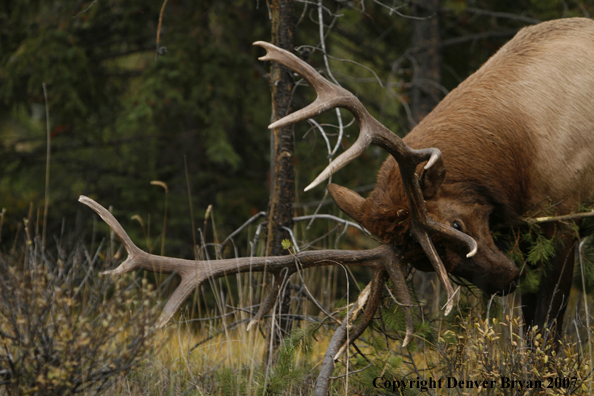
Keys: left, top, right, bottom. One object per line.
{"left": 3, "top": 0, "right": 589, "bottom": 257}
{"left": 2, "top": 1, "right": 594, "bottom": 394}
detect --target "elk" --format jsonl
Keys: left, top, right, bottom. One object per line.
{"left": 337, "top": 17, "right": 594, "bottom": 338}
{"left": 80, "top": 17, "right": 594, "bottom": 391}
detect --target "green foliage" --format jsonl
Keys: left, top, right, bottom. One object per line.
{"left": 260, "top": 325, "right": 318, "bottom": 395}
{"left": 526, "top": 232, "right": 557, "bottom": 267}
{"left": 0, "top": 0, "right": 273, "bottom": 257}
{"left": 415, "top": 320, "right": 434, "bottom": 344}
{"left": 211, "top": 325, "right": 317, "bottom": 395}
{"left": 215, "top": 368, "right": 248, "bottom": 396}
{"left": 281, "top": 238, "right": 292, "bottom": 251}
{"left": 382, "top": 304, "right": 405, "bottom": 334}
{"left": 511, "top": 224, "right": 566, "bottom": 293}
{"left": 259, "top": 331, "right": 307, "bottom": 395}
{"left": 521, "top": 264, "right": 542, "bottom": 294}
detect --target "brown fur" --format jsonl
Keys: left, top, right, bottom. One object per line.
{"left": 330, "top": 18, "right": 594, "bottom": 336}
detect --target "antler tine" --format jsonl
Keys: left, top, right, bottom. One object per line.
{"left": 333, "top": 269, "right": 386, "bottom": 359}
{"left": 246, "top": 268, "right": 296, "bottom": 331}
{"left": 80, "top": 195, "right": 201, "bottom": 327}
{"left": 79, "top": 195, "right": 143, "bottom": 275}
{"left": 254, "top": 41, "right": 404, "bottom": 192}
{"left": 431, "top": 221, "right": 478, "bottom": 258}
{"left": 383, "top": 256, "right": 415, "bottom": 346}
{"left": 390, "top": 152, "right": 475, "bottom": 315}
{"left": 79, "top": 196, "right": 195, "bottom": 277}
{"left": 254, "top": 42, "right": 446, "bottom": 194}
{"left": 411, "top": 230, "right": 456, "bottom": 315}
{"left": 305, "top": 132, "right": 370, "bottom": 192}
{"left": 157, "top": 276, "right": 199, "bottom": 328}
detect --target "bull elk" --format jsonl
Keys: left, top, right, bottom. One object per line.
{"left": 80, "top": 17, "right": 594, "bottom": 379}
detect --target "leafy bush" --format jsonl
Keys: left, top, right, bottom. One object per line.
{"left": 0, "top": 239, "right": 160, "bottom": 395}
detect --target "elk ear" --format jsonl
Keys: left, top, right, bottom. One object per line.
{"left": 327, "top": 183, "right": 367, "bottom": 224}
{"left": 420, "top": 165, "right": 446, "bottom": 199}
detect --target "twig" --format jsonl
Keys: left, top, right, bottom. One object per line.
{"left": 293, "top": 255, "right": 340, "bottom": 324}
{"left": 314, "top": 303, "right": 349, "bottom": 396}
{"left": 405, "top": 349, "right": 438, "bottom": 396}
{"left": 316, "top": 0, "right": 345, "bottom": 157}
{"left": 219, "top": 211, "right": 267, "bottom": 250}
{"left": 294, "top": 214, "right": 364, "bottom": 232}
{"left": 373, "top": 0, "right": 434, "bottom": 20}
{"left": 578, "top": 237, "right": 593, "bottom": 393}
{"left": 155, "top": 0, "right": 169, "bottom": 60}
{"left": 333, "top": 282, "right": 372, "bottom": 360}
{"left": 314, "top": 264, "right": 377, "bottom": 396}
{"left": 523, "top": 210, "right": 594, "bottom": 224}
{"left": 42, "top": 83, "right": 51, "bottom": 250}
{"left": 282, "top": 226, "right": 300, "bottom": 253}
{"left": 188, "top": 312, "right": 321, "bottom": 353}
{"left": 307, "top": 119, "right": 332, "bottom": 154}
{"left": 464, "top": 7, "right": 540, "bottom": 24}
{"left": 329, "top": 360, "right": 375, "bottom": 379}
{"left": 150, "top": 181, "right": 169, "bottom": 256}
{"left": 0, "top": 208, "right": 5, "bottom": 244}
{"left": 441, "top": 29, "right": 520, "bottom": 48}
{"left": 73, "top": 0, "right": 98, "bottom": 18}
{"left": 184, "top": 156, "right": 198, "bottom": 259}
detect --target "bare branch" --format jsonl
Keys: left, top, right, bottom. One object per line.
{"left": 464, "top": 7, "right": 540, "bottom": 25}
{"left": 523, "top": 210, "right": 594, "bottom": 224}
{"left": 441, "top": 29, "right": 520, "bottom": 49}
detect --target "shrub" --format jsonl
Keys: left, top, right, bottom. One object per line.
{"left": 0, "top": 238, "right": 160, "bottom": 395}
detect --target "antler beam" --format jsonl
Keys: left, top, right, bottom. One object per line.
{"left": 79, "top": 195, "right": 413, "bottom": 346}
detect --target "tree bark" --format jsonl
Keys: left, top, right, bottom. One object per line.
{"left": 411, "top": 0, "right": 442, "bottom": 123}
{"left": 410, "top": 0, "right": 442, "bottom": 310}
{"left": 265, "top": 0, "right": 295, "bottom": 361}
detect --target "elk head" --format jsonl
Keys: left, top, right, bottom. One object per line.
{"left": 328, "top": 172, "right": 519, "bottom": 295}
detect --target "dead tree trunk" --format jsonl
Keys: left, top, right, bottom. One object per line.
{"left": 410, "top": 0, "right": 443, "bottom": 313}
{"left": 411, "top": 0, "right": 441, "bottom": 123}
{"left": 265, "top": 0, "right": 295, "bottom": 361}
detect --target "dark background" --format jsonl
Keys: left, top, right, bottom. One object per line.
{"left": 1, "top": 0, "right": 592, "bottom": 257}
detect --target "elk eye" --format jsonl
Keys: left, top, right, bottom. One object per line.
{"left": 452, "top": 221, "right": 463, "bottom": 232}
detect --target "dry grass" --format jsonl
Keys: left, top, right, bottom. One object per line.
{"left": 106, "top": 275, "right": 594, "bottom": 396}
{"left": 2, "top": 210, "right": 594, "bottom": 395}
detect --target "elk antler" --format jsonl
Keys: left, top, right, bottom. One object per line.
{"left": 254, "top": 41, "right": 477, "bottom": 315}
{"left": 79, "top": 196, "right": 415, "bottom": 347}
